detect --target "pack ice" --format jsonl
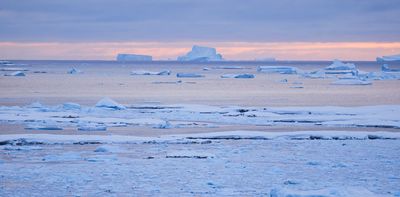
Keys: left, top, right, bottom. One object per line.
{"left": 177, "top": 45, "right": 223, "bottom": 61}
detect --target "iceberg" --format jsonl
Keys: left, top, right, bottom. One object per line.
{"left": 302, "top": 70, "right": 326, "bottom": 79}
{"left": 325, "top": 60, "right": 356, "bottom": 70}
{"left": 95, "top": 97, "right": 126, "bottom": 110}
{"left": 4, "top": 71, "right": 25, "bottom": 76}
{"left": 131, "top": 70, "right": 171, "bottom": 76}
{"left": 62, "top": 102, "right": 81, "bottom": 110}
{"left": 78, "top": 124, "right": 107, "bottom": 131}
{"left": 177, "top": 45, "right": 223, "bottom": 61}
{"left": 176, "top": 73, "right": 204, "bottom": 78}
{"left": 381, "top": 64, "right": 400, "bottom": 72}
{"left": 67, "top": 68, "right": 82, "bottom": 74}
{"left": 116, "top": 54, "right": 152, "bottom": 62}
{"left": 331, "top": 79, "right": 372, "bottom": 85}
{"left": 376, "top": 54, "right": 400, "bottom": 62}
{"left": 257, "top": 66, "right": 298, "bottom": 74}
{"left": 213, "top": 65, "right": 245, "bottom": 69}
{"left": 221, "top": 73, "right": 255, "bottom": 79}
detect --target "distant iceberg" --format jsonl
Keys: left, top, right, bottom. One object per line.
{"left": 325, "top": 60, "right": 356, "bottom": 70}
{"left": 257, "top": 66, "right": 298, "bottom": 74}
{"left": 131, "top": 70, "right": 171, "bottom": 76}
{"left": 116, "top": 54, "right": 152, "bottom": 62}
{"left": 221, "top": 73, "right": 255, "bottom": 79}
{"left": 177, "top": 45, "right": 223, "bottom": 61}
{"left": 376, "top": 54, "right": 400, "bottom": 62}
{"left": 331, "top": 79, "right": 372, "bottom": 85}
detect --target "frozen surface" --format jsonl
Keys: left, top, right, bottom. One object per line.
{"left": 0, "top": 131, "right": 399, "bottom": 196}
{"left": 177, "top": 45, "right": 223, "bottom": 61}
{"left": 116, "top": 54, "right": 152, "bottom": 61}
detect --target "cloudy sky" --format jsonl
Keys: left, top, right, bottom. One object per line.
{"left": 1, "top": 0, "right": 399, "bottom": 60}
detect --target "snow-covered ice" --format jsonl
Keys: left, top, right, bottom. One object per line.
{"left": 177, "top": 45, "right": 223, "bottom": 61}
{"left": 221, "top": 73, "right": 255, "bottom": 78}
{"left": 257, "top": 66, "right": 299, "bottom": 74}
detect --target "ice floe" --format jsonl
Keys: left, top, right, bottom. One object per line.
{"left": 67, "top": 68, "right": 82, "bottom": 74}
{"left": 220, "top": 73, "right": 255, "bottom": 78}
{"left": 331, "top": 79, "right": 372, "bottom": 85}
{"left": 4, "top": 71, "right": 25, "bottom": 76}
{"left": 177, "top": 45, "right": 223, "bottom": 61}
{"left": 95, "top": 97, "right": 126, "bottom": 110}
{"left": 257, "top": 66, "right": 298, "bottom": 74}
{"left": 325, "top": 60, "right": 356, "bottom": 71}
{"left": 0, "top": 67, "right": 29, "bottom": 71}
{"left": 176, "top": 73, "right": 204, "bottom": 78}
{"left": 131, "top": 70, "right": 171, "bottom": 75}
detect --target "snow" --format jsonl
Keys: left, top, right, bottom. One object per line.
{"left": 177, "top": 45, "right": 223, "bottom": 61}
{"left": 331, "top": 79, "right": 372, "bottom": 85}
{"left": 4, "top": 71, "right": 25, "bottom": 76}
{"left": 95, "top": 97, "right": 126, "bottom": 110}
{"left": 257, "top": 66, "right": 299, "bottom": 74}
{"left": 221, "top": 73, "right": 255, "bottom": 78}
{"left": 176, "top": 73, "right": 204, "bottom": 78}
{"left": 377, "top": 54, "right": 400, "bottom": 62}
{"left": 67, "top": 68, "right": 82, "bottom": 74}
{"left": 116, "top": 54, "right": 152, "bottom": 61}
{"left": 325, "top": 60, "right": 356, "bottom": 70}
{"left": 131, "top": 70, "right": 171, "bottom": 75}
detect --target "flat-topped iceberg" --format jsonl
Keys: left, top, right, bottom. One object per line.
{"left": 381, "top": 64, "right": 400, "bottom": 72}
{"left": 116, "top": 54, "right": 152, "bottom": 62}
{"left": 177, "top": 45, "right": 223, "bottom": 61}
{"left": 131, "top": 70, "right": 171, "bottom": 76}
{"left": 4, "top": 71, "right": 25, "bottom": 76}
{"left": 325, "top": 60, "right": 356, "bottom": 70}
{"left": 257, "top": 66, "right": 298, "bottom": 74}
{"left": 176, "top": 73, "right": 204, "bottom": 78}
{"left": 95, "top": 97, "right": 126, "bottom": 110}
{"left": 376, "top": 54, "right": 400, "bottom": 62}
{"left": 221, "top": 73, "right": 255, "bottom": 79}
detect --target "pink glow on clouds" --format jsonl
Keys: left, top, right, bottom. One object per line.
{"left": 0, "top": 42, "right": 399, "bottom": 61}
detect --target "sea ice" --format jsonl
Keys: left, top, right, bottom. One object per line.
{"left": 77, "top": 123, "right": 107, "bottom": 131}
{"left": 376, "top": 54, "right": 400, "bottom": 62}
{"left": 131, "top": 70, "right": 171, "bottom": 75}
{"left": 257, "top": 66, "right": 298, "bottom": 74}
{"left": 177, "top": 45, "right": 223, "bottom": 61}
{"left": 331, "top": 79, "right": 372, "bottom": 85}
{"left": 95, "top": 97, "right": 126, "bottom": 110}
{"left": 176, "top": 73, "right": 205, "bottom": 78}
{"left": 4, "top": 71, "right": 25, "bottom": 76}
{"left": 116, "top": 54, "right": 152, "bottom": 61}
{"left": 220, "top": 73, "right": 255, "bottom": 78}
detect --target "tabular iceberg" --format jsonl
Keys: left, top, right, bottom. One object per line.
{"left": 116, "top": 54, "right": 152, "bottom": 62}
{"left": 376, "top": 54, "right": 400, "bottom": 62}
{"left": 177, "top": 45, "right": 223, "bottom": 61}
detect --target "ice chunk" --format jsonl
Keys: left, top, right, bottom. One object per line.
{"left": 302, "top": 70, "right": 326, "bottom": 79}
{"left": 166, "top": 151, "right": 215, "bottom": 159}
{"left": 331, "top": 79, "right": 372, "bottom": 85}
{"left": 78, "top": 123, "right": 107, "bottom": 131}
{"left": 4, "top": 71, "right": 25, "bottom": 76}
{"left": 63, "top": 102, "right": 81, "bottom": 110}
{"left": 203, "top": 67, "right": 211, "bottom": 71}
{"left": 67, "top": 68, "right": 82, "bottom": 74}
{"left": 376, "top": 54, "right": 400, "bottom": 62}
{"left": 0, "top": 67, "right": 29, "bottom": 71}
{"left": 325, "top": 60, "right": 356, "bottom": 70}
{"left": 25, "top": 122, "right": 63, "bottom": 130}
{"left": 177, "top": 45, "right": 223, "bottom": 61}
{"left": 152, "top": 120, "right": 173, "bottom": 129}
{"left": 131, "top": 70, "right": 171, "bottom": 75}
{"left": 94, "top": 145, "right": 122, "bottom": 153}
{"left": 213, "top": 65, "right": 245, "bottom": 69}
{"left": 220, "top": 73, "right": 255, "bottom": 78}
{"left": 95, "top": 97, "right": 126, "bottom": 110}
{"left": 381, "top": 64, "right": 400, "bottom": 72}
{"left": 116, "top": 54, "right": 152, "bottom": 62}
{"left": 257, "top": 66, "right": 298, "bottom": 74}
{"left": 176, "top": 73, "right": 204, "bottom": 78}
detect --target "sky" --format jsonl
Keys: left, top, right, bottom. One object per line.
{"left": 0, "top": 0, "right": 399, "bottom": 60}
